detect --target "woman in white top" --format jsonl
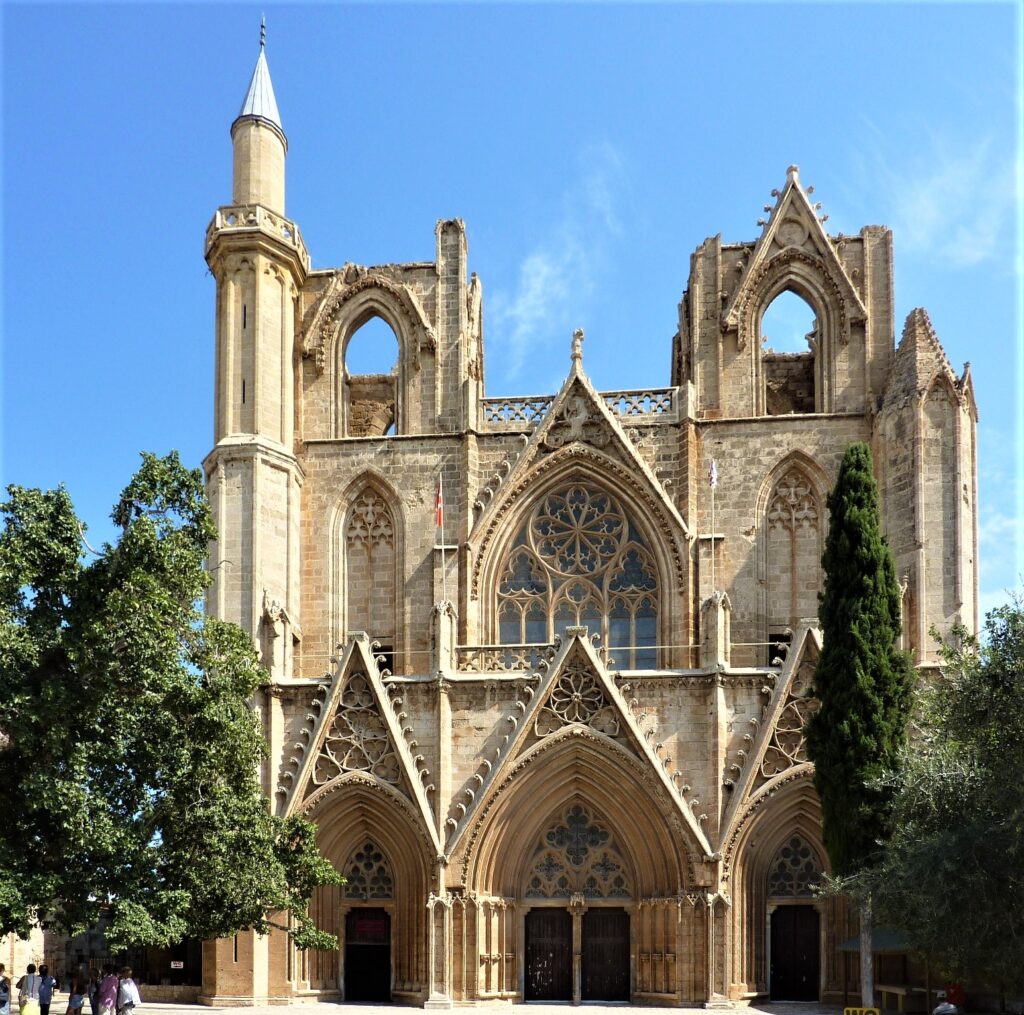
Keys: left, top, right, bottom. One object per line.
{"left": 16, "top": 964, "right": 40, "bottom": 1015}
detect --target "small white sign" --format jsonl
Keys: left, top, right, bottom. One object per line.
{"left": 170, "top": 962, "right": 184, "bottom": 970}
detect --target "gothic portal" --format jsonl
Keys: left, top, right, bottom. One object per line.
{"left": 200, "top": 39, "right": 979, "bottom": 1008}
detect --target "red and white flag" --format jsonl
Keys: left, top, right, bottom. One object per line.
{"left": 708, "top": 459, "right": 718, "bottom": 489}
{"left": 435, "top": 474, "right": 444, "bottom": 530}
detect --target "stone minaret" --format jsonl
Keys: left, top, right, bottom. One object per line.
{"left": 204, "top": 25, "right": 307, "bottom": 685}
{"left": 201, "top": 30, "right": 308, "bottom": 1003}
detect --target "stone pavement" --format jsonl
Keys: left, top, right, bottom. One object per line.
{"left": 135, "top": 1003, "right": 845, "bottom": 1015}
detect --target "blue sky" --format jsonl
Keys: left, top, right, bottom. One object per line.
{"left": 2, "top": 2, "right": 1021, "bottom": 618}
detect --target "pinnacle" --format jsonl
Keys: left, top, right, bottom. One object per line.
{"left": 236, "top": 31, "right": 283, "bottom": 135}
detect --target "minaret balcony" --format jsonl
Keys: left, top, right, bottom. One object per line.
{"left": 205, "top": 204, "right": 310, "bottom": 272}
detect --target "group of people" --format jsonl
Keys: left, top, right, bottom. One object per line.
{"left": 0, "top": 963, "right": 140, "bottom": 1015}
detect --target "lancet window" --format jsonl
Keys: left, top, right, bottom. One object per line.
{"left": 342, "top": 840, "right": 395, "bottom": 900}
{"left": 766, "top": 835, "right": 822, "bottom": 898}
{"left": 345, "top": 488, "right": 397, "bottom": 671}
{"left": 765, "top": 467, "right": 821, "bottom": 662}
{"left": 524, "top": 804, "right": 630, "bottom": 900}
{"left": 497, "top": 485, "right": 658, "bottom": 668}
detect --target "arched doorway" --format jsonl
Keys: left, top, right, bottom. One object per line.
{"left": 344, "top": 907, "right": 391, "bottom": 1001}
{"left": 767, "top": 835, "right": 823, "bottom": 1001}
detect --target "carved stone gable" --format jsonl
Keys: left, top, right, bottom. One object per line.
{"left": 311, "top": 671, "right": 401, "bottom": 789}
{"left": 755, "top": 650, "right": 819, "bottom": 788}
{"left": 541, "top": 392, "right": 611, "bottom": 451}
{"left": 536, "top": 658, "right": 619, "bottom": 736}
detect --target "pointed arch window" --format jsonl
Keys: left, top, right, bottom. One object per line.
{"left": 343, "top": 315, "right": 399, "bottom": 436}
{"left": 497, "top": 485, "right": 658, "bottom": 668}
{"left": 345, "top": 488, "right": 397, "bottom": 672}
{"left": 766, "top": 835, "right": 822, "bottom": 898}
{"left": 342, "top": 840, "right": 395, "bottom": 900}
{"left": 524, "top": 804, "right": 630, "bottom": 900}
{"left": 765, "top": 467, "right": 821, "bottom": 662}
{"left": 760, "top": 291, "right": 818, "bottom": 415}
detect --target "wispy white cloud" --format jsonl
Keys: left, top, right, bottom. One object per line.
{"left": 844, "top": 126, "right": 1017, "bottom": 269}
{"left": 490, "top": 143, "right": 627, "bottom": 380}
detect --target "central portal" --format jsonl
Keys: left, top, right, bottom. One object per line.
{"left": 582, "top": 907, "right": 629, "bottom": 1000}
{"left": 525, "top": 908, "right": 572, "bottom": 1000}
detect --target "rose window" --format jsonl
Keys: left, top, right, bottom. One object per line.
{"left": 536, "top": 661, "right": 618, "bottom": 736}
{"left": 497, "top": 484, "right": 658, "bottom": 668}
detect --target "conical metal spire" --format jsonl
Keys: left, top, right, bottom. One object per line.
{"left": 237, "top": 16, "right": 283, "bottom": 132}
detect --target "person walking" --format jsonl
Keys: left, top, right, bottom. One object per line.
{"left": 95, "top": 969, "right": 117, "bottom": 1015}
{"left": 15, "top": 964, "right": 40, "bottom": 1015}
{"left": 114, "top": 971, "right": 138, "bottom": 1015}
{"left": 65, "top": 975, "right": 86, "bottom": 1015}
{"left": 36, "top": 968, "right": 56, "bottom": 1015}
{"left": 85, "top": 972, "right": 99, "bottom": 1015}
{"left": 0, "top": 963, "right": 11, "bottom": 1015}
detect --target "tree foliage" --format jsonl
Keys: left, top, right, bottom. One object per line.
{"left": 863, "top": 603, "right": 1024, "bottom": 992}
{"left": 0, "top": 452, "right": 340, "bottom": 949}
{"left": 806, "top": 442, "right": 914, "bottom": 876}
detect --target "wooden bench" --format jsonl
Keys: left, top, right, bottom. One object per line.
{"left": 876, "top": 985, "right": 915, "bottom": 1012}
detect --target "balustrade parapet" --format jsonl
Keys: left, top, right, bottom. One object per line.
{"left": 456, "top": 643, "right": 554, "bottom": 674}
{"left": 480, "top": 387, "right": 679, "bottom": 430}
{"left": 205, "top": 204, "right": 310, "bottom": 271}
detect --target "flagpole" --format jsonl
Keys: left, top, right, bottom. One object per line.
{"left": 709, "top": 459, "right": 718, "bottom": 596}
{"left": 438, "top": 472, "right": 447, "bottom": 604}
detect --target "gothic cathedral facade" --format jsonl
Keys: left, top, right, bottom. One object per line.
{"left": 200, "top": 44, "right": 978, "bottom": 1007}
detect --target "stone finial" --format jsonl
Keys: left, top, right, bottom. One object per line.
{"left": 787, "top": 164, "right": 800, "bottom": 182}
{"left": 571, "top": 328, "right": 584, "bottom": 363}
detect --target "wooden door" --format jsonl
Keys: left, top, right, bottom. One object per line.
{"left": 770, "top": 905, "right": 819, "bottom": 1001}
{"left": 582, "top": 907, "right": 630, "bottom": 1001}
{"left": 525, "top": 908, "right": 572, "bottom": 1001}
{"left": 344, "top": 908, "right": 391, "bottom": 1001}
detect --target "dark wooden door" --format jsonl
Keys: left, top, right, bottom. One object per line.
{"left": 582, "top": 907, "right": 630, "bottom": 1001}
{"left": 525, "top": 908, "right": 572, "bottom": 1001}
{"left": 770, "top": 905, "right": 819, "bottom": 1001}
{"left": 345, "top": 908, "right": 391, "bottom": 1001}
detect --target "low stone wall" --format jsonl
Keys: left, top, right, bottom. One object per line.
{"left": 137, "top": 985, "right": 201, "bottom": 1004}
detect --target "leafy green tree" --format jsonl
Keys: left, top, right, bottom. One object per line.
{"left": 0, "top": 452, "right": 340, "bottom": 949}
{"left": 805, "top": 442, "right": 914, "bottom": 1004}
{"left": 865, "top": 602, "right": 1024, "bottom": 994}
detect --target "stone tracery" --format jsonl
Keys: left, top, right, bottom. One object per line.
{"left": 766, "top": 834, "right": 822, "bottom": 897}
{"left": 497, "top": 484, "right": 658, "bottom": 668}
{"left": 342, "top": 840, "right": 395, "bottom": 899}
{"left": 312, "top": 672, "right": 401, "bottom": 786}
{"left": 524, "top": 804, "right": 630, "bottom": 899}
{"left": 536, "top": 660, "right": 619, "bottom": 736}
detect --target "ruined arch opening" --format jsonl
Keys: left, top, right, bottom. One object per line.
{"left": 343, "top": 314, "right": 399, "bottom": 436}
{"left": 760, "top": 290, "right": 817, "bottom": 415}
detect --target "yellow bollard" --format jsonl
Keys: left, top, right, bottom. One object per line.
{"left": 844, "top": 1009, "right": 881, "bottom": 1015}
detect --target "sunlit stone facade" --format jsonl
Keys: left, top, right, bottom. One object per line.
{"left": 200, "top": 42, "right": 978, "bottom": 1009}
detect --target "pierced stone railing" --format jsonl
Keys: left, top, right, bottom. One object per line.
{"left": 481, "top": 396, "right": 554, "bottom": 427}
{"left": 480, "top": 388, "right": 678, "bottom": 431}
{"left": 456, "top": 643, "right": 553, "bottom": 674}
{"left": 205, "top": 204, "right": 310, "bottom": 270}
{"left": 603, "top": 388, "right": 677, "bottom": 418}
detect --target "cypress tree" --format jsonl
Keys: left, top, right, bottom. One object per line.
{"left": 805, "top": 442, "right": 913, "bottom": 1003}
